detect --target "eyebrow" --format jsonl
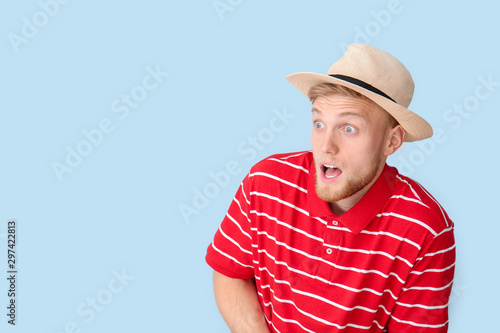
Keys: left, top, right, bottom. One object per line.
{"left": 311, "top": 108, "right": 367, "bottom": 120}
{"left": 337, "top": 111, "right": 367, "bottom": 120}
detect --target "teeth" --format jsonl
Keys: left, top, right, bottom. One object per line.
{"left": 323, "top": 164, "right": 339, "bottom": 179}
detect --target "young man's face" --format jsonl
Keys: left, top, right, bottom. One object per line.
{"left": 311, "top": 94, "right": 395, "bottom": 207}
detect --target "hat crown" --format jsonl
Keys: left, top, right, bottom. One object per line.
{"left": 327, "top": 43, "right": 414, "bottom": 108}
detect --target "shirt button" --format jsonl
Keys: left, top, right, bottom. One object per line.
{"left": 326, "top": 248, "right": 333, "bottom": 255}
{"left": 332, "top": 221, "right": 339, "bottom": 226}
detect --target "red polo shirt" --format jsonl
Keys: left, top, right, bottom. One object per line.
{"left": 206, "top": 151, "right": 455, "bottom": 332}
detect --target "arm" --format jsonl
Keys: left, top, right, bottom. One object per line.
{"left": 213, "top": 270, "right": 271, "bottom": 333}
{"left": 386, "top": 225, "right": 456, "bottom": 332}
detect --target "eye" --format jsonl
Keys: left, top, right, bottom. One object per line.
{"left": 344, "top": 125, "right": 357, "bottom": 134}
{"left": 314, "top": 121, "right": 325, "bottom": 129}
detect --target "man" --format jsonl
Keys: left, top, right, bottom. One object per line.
{"left": 206, "top": 43, "right": 455, "bottom": 332}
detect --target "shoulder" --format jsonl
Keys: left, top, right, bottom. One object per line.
{"left": 243, "top": 151, "right": 312, "bottom": 193}
{"left": 250, "top": 151, "right": 312, "bottom": 175}
{"left": 391, "top": 170, "right": 453, "bottom": 237}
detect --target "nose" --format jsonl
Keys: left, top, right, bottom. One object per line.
{"left": 320, "top": 130, "right": 339, "bottom": 155}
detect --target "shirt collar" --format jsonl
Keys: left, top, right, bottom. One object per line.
{"left": 307, "top": 156, "right": 397, "bottom": 234}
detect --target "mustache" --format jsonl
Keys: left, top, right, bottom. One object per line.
{"left": 314, "top": 159, "right": 344, "bottom": 170}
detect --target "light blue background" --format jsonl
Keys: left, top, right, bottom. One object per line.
{"left": 1, "top": 0, "right": 498, "bottom": 332}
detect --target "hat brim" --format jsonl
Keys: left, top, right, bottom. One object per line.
{"left": 286, "top": 72, "right": 433, "bottom": 142}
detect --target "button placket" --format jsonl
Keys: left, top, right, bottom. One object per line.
{"left": 315, "top": 218, "right": 342, "bottom": 280}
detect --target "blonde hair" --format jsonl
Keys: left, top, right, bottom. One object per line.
{"left": 308, "top": 83, "right": 368, "bottom": 103}
{"left": 308, "top": 83, "right": 398, "bottom": 128}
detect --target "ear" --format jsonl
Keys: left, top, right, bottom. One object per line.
{"left": 383, "top": 125, "right": 405, "bottom": 156}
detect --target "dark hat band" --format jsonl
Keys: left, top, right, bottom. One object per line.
{"left": 329, "top": 74, "right": 396, "bottom": 103}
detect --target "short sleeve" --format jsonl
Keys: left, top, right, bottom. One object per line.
{"left": 206, "top": 173, "right": 255, "bottom": 279}
{"left": 386, "top": 224, "right": 456, "bottom": 332}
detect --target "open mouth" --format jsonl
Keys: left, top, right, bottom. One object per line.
{"left": 322, "top": 163, "right": 342, "bottom": 180}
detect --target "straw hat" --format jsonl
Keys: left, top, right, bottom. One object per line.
{"left": 286, "top": 43, "right": 432, "bottom": 142}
